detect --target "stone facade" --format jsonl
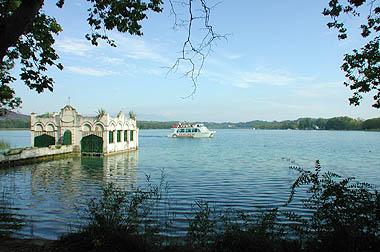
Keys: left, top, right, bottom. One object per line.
{"left": 30, "top": 105, "right": 138, "bottom": 155}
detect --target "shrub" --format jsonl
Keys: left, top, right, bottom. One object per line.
{"left": 186, "top": 161, "right": 380, "bottom": 252}
{"left": 287, "top": 160, "right": 380, "bottom": 252}
{"left": 58, "top": 177, "right": 166, "bottom": 251}
{"left": 214, "top": 208, "right": 297, "bottom": 252}
{"left": 187, "top": 203, "right": 299, "bottom": 252}
{"left": 187, "top": 201, "right": 217, "bottom": 250}
{"left": 0, "top": 140, "right": 10, "bottom": 150}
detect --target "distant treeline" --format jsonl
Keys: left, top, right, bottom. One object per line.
{"left": 0, "top": 118, "right": 30, "bottom": 129}
{"left": 138, "top": 117, "right": 380, "bottom": 131}
{"left": 137, "top": 121, "right": 177, "bottom": 129}
{"left": 1, "top": 117, "right": 379, "bottom": 131}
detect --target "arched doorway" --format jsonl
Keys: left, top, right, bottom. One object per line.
{"left": 81, "top": 134, "right": 103, "bottom": 155}
{"left": 62, "top": 130, "right": 72, "bottom": 145}
{"left": 34, "top": 134, "right": 55, "bottom": 147}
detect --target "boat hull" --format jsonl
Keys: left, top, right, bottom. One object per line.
{"left": 169, "top": 131, "right": 215, "bottom": 138}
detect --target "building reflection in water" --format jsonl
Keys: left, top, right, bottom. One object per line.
{"left": 103, "top": 151, "right": 138, "bottom": 188}
{"left": 29, "top": 151, "right": 139, "bottom": 206}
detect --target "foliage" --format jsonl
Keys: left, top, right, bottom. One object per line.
{"left": 323, "top": 0, "right": 380, "bottom": 108}
{"left": 137, "top": 121, "right": 177, "bottom": 129}
{"left": 288, "top": 160, "right": 380, "bottom": 251}
{"left": 129, "top": 110, "right": 137, "bottom": 120}
{"left": 324, "top": 116, "right": 362, "bottom": 130}
{"left": 1, "top": 116, "right": 379, "bottom": 130}
{"left": 96, "top": 108, "right": 106, "bottom": 119}
{"left": 0, "top": 139, "right": 10, "bottom": 150}
{"left": 0, "top": 0, "right": 163, "bottom": 110}
{"left": 207, "top": 117, "right": 366, "bottom": 130}
{"left": 187, "top": 201, "right": 217, "bottom": 249}
{"left": 38, "top": 112, "right": 54, "bottom": 118}
{"left": 187, "top": 203, "right": 299, "bottom": 252}
{"left": 58, "top": 177, "right": 167, "bottom": 251}
{"left": 85, "top": 0, "right": 163, "bottom": 47}
{"left": 138, "top": 117, "right": 380, "bottom": 130}
{"left": 185, "top": 161, "right": 380, "bottom": 252}
{"left": 0, "top": 118, "right": 29, "bottom": 128}
{"left": 362, "top": 117, "right": 380, "bottom": 129}
{"left": 0, "top": 1, "right": 63, "bottom": 109}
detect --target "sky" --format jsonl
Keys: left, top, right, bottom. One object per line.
{"left": 12, "top": 0, "right": 380, "bottom": 122}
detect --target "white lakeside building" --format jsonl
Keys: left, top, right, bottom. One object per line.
{"left": 30, "top": 105, "right": 138, "bottom": 155}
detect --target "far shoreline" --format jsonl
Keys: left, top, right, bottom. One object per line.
{"left": 0, "top": 128, "right": 30, "bottom": 131}
{"left": 1, "top": 128, "right": 379, "bottom": 132}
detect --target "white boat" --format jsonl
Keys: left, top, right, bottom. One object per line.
{"left": 168, "top": 123, "right": 216, "bottom": 138}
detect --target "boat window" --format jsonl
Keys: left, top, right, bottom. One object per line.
{"left": 179, "top": 129, "right": 185, "bottom": 133}
{"left": 186, "top": 129, "right": 191, "bottom": 133}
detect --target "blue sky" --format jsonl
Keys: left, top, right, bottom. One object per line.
{"left": 13, "top": 0, "right": 380, "bottom": 121}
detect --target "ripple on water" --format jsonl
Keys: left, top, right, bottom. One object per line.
{"left": 0, "top": 129, "right": 379, "bottom": 239}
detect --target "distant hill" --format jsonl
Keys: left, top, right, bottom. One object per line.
{"left": 0, "top": 109, "right": 30, "bottom": 128}
{"left": 0, "top": 109, "right": 29, "bottom": 120}
{"left": 0, "top": 109, "right": 379, "bottom": 131}
{"left": 138, "top": 117, "right": 380, "bottom": 131}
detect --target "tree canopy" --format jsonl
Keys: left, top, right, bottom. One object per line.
{"left": 0, "top": 0, "right": 164, "bottom": 110}
{"left": 324, "top": 0, "right": 380, "bottom": 108}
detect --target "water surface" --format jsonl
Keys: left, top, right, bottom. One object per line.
{"left": 0, "top": 129, "right": 379, "bottom": 239}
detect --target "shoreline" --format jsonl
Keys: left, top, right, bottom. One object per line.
{"left": 0, "top": 238, "right": 55, "bottom": 252}
{"left": 0, "top": 128, "right": 379, "bottom": 132}
{"left": 0, "top": 128, "right": 29, "bottom": 131}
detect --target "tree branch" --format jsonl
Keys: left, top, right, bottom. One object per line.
{"left": 0, "top": 0, "right": 44, "bottom": 63}
{"left": 167, "top": 0, "right": 227, "bottom": 98}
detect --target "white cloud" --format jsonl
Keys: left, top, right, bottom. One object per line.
{"left": 55, "top": 38, "right": 94, "bottom": 56}
{"left": 292, "top": 81, "right": 344, "bottom": 98}
{"left": 223, "top": 53, "right": 243, "bottom": 60}
{"left": 113, "top": 35, "right": 171, "bottom": 64}
{"left": 238, "top": 70, "right": 299, "bottom": 87}
{"left": 100, "top": 56, "right": 125, "bottom": 65}
{"left": 66, "top": 66, "right": 114, "bottom": 77}
{"left": 206, "top": 68, "right": 314, "bottom": 88}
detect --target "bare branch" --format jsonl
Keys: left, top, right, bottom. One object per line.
{"left": 167, "top": 0, "right": 227, "bottom": 98}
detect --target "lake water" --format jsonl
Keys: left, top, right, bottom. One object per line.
{"left": 0, "top": 129, "right": 379, "bottom": 239}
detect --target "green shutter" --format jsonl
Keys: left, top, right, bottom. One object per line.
{"left": 130, "top": 130, "right": 134, "bottom": 141}
{"left": 81, "top": 134, "right": 103, "bottom": 154}
{"left": 34, "top": 134, "right": 55, "bottom": 147}
{"left": 117, "top": 130, "right": 121, "bottom": 142}
{"left": 124, "top": 130, "right": 128, "bottom": 141}
{"left": 109, "top": 131, "right": 114, "bottom": 143}
{"left": 62, "top": 130, "right": 72, "bottom": 145}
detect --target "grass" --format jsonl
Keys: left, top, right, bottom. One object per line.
{"left": 0, "top": 139, "right": 10, "bottom": 150}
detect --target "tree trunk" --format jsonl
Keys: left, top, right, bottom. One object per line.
{"left": 0, "top": 0, "right": 44, "bottom": 63}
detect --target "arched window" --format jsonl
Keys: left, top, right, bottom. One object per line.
{"left": 46, "top": 124, "right": 55, "bottom": 132}
{"left": 35, "top": 124, "right": 43, "bottom": 131}
{"left": 82, "top": 124, "right": 92, "bottom": 132}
